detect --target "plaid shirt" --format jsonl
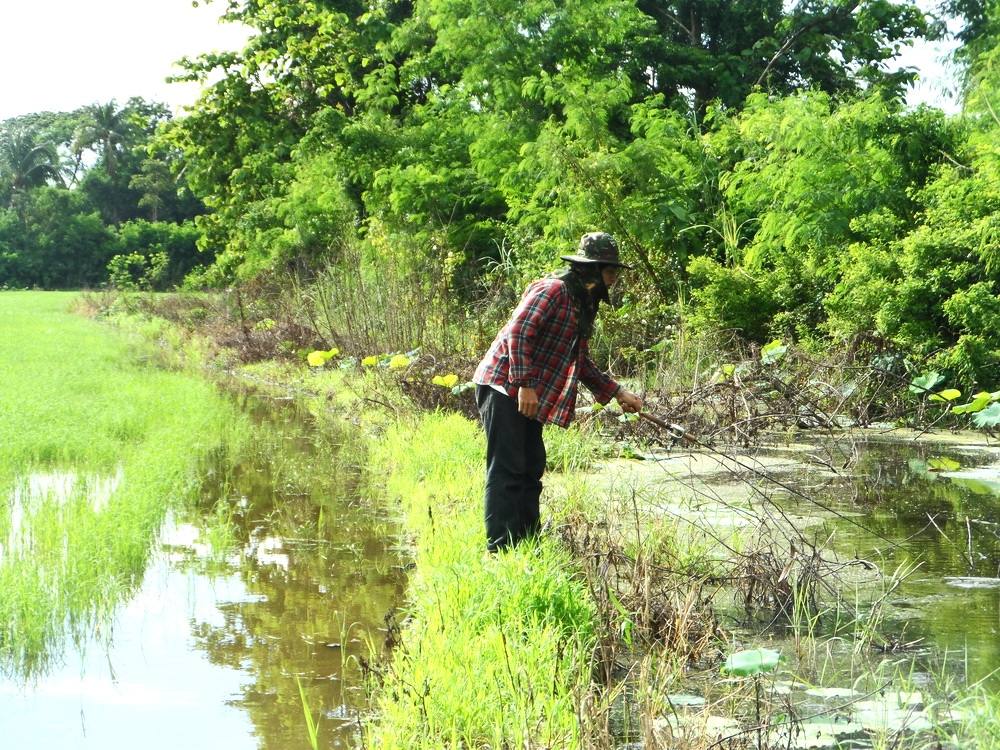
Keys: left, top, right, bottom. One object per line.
{"left": 474, "top": 278, "right": 620, "bottom": 427}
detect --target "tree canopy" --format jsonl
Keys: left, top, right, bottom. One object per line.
{"left": 5, "top": 0, "right": 1000, "bottom": 389}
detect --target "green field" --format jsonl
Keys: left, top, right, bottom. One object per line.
{"left": 0, "top": 292, "right": 241, "bottom": 678}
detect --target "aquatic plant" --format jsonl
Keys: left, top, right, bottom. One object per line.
{"left": 364, "top": 412, "right": 597, "bottom": 748}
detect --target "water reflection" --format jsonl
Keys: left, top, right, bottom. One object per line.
{"left": 1, "top": 468, "right": 122, "bottom": 564}
{"left": 170, "top": 394, "right": 409, "bottom": 749}
{"left": 763, "top": 436, "right": 1000, "bottom": 687}
{"left": 0, "top": 395, "right": 407, "bottom": 749}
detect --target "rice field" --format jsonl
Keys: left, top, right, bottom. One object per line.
{"left": 0, "top": 291, "right": 242, "bottom": 678}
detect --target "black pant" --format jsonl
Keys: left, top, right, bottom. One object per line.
{"left": 476, "top": 385, "right": 546, "bottom": 552}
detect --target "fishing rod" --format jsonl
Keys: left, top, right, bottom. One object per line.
{"left": 635, "top": 410, "right": 907, "bottom": 552}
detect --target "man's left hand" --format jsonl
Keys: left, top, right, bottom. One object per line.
{"left": 615, "top": 389, "right": 643, "bottom": 414}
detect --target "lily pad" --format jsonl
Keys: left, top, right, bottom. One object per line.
{"left": 761, "top": 339, "right": 787, "bottom": 365}
{"left": 388, "top": 354, "right": 411, "bottom": 370}
{"left": 939, "top": 467, "right": 1000, "bottom": 495}
{"left": 929, "top": 388, "right": 962, "bottom": 402}
{"left": 907, "top": 458, "right": 938, "bottom": 481}
{"left": 432, "top": 373, "right": 460, "bottom": 388}
{"left": 805, "top": 687, "right": 859, "bottom": 700}
{"left": 852, "top": 700, "right": 931, "bottom": 733}
{"left": 973, "top": 403, "right": 1000, "bottom": 428}
{"left": 952, "top": 391, "right": 993, "bottom": 415}
{"left": 722, "top": 647, "right": 781, "bottom": 676}
{"left": 927, "top": 456, "right": 961, "bottom": 472}
{"left": 944, "top": 576, "right": 1000, "bottom": 589}
{"left": 769, "top": 720, "right": 864, "bottom": 750}
{"left": 909, "top": 371, "right": 944, "bottom": 395}
{"left": 666, "top": 693, "right": 706, "bottom": 707}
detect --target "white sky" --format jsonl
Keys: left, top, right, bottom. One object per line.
{"left": 0, "top": 0, "right": 966, "bottom": 123}
{"left": 0, "top": 0, "right": 252, "bottom": 121}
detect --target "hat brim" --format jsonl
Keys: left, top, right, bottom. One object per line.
{"left": 560, "top": 254, "right": 633, "bottom": 269}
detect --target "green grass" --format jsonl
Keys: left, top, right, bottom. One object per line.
{"left": 0, "top": 291, "right": 242, "bottom": 678}
{"left": 365, "top": 412, "right": 598, "bottom": 749}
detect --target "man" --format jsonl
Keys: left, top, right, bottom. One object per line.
{"left": 473, "top": 232, "right": 643, "bottom": 552}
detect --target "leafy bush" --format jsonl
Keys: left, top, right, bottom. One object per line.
{"left": 685, "top": 256, "right": 778, "bottom": 342}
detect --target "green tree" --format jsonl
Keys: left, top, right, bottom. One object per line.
{"left": 0, "top": 187, "right": 117, "bottom": 288}
{"left": 72, "top": 101, "right": 135, "bottom": 178}
{"left": 633, "top": 0, "right": 931, "bottom": 114}
{"left": 129, "top": 158, "right": 173, "bottom": 221}
{"left": 0, "top": 129, "right": 63, "bottom": 205}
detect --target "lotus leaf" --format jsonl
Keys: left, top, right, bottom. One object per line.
{"left": 722, "top": 648, "right": 781, "bottom": 676}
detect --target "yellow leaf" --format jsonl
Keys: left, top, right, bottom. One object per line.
{"left": 362, "top": 355, "right": 378, "bottom": 367}
{"left": 325, "top": 347, "right": 340, "bottom": 358}
{"left": 389, "top": 354, "right": 410, "bottom": 370}
{"left": 432, "top": 375, "right": 446, "bottom": 386}
{"left": 929, "top": 388, "right": 962, "bottom": 403}
{"left": 307, "top": 351, "right": 326, "bottom": 367}
{"left": 440, "top": 373, "right": 459, "bottom": 388}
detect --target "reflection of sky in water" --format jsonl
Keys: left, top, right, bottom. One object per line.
{"left": 0, "top": 556, "right": 256, "bottom": 749}
{"left": 1, "top": 469, "right": 123, "bottom": 563}
{"left": 765, "top": 439, "right": 1000, "bottom": 688}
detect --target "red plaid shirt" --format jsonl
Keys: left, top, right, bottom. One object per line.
{"left": 474, "top": 278, "right": 620, "bottom": 427}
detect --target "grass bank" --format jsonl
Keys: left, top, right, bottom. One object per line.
{"left": 364, "top": 412, "right": 599, "bottom": 748}
{"left": 0, "top": 291, "right": 242, "bottom": 678}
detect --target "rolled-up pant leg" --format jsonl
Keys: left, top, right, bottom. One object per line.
{"left": 476, "top": 385, "right": 547, "bottom": 551}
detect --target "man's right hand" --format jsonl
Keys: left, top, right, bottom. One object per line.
{"left": 518, "top": 386, "right": 540, "bottom": 419}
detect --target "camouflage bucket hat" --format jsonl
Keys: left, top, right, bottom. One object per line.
{"left": 560, "top": 232, "right": 632, "bottom": 269}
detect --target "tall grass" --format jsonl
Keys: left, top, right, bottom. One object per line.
{"left": 295, "top": 228, "right": 486, "bottom": 357}
{"left": 0, "top": 291, "right": 242, "bottom": 678}
{"left": 364, "top": 412, "right": 598, "bottom": 748}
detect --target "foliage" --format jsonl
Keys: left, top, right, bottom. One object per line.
{"left": 107, "top": 250, "right": 169, "bottom": 291}
{"left": 366, "top": 412, "right": 596, "bottom": 747}
{"left": 0, "top": 98, "right": 205, "bottom": 289}
{"left": 6, "top": 0, "right": 1000, "bottom": 396}
{"left": 164, "top": 0, "right": 935, "bottom": 290}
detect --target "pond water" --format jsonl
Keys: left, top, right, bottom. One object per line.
{"left": 609, "top": 431, "right": 1000, "bottom": 748}
{"left": 0, "top": 394, "right": 407, "bottom": 749}
{"left": 3, "top": 389, "right": 997, "bottom": 750}
{"left": 761, "top": 433, "right": 1000, "bottom": 688}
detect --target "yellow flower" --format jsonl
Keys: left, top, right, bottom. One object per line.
{"left": 325, "top": 347, "right": 340, "bottom": 358}
{"left": 432, "top": 373, "right": 460, "bottom": 388}
{"left": 307, "top": 351, "right": 326, "bottom": 367}
{"left": 389, "top": 354, "right": 410, "bottom": 370}
{"left": 362, "top": 355, "right": 378, "bottom": 367}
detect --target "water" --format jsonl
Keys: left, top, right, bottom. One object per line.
{"left": 762, "top": 434, "right": 1000, "bottom": 687}
{"left": 0, "top": 394, "right": 407, "bottom": 749}
{"left": 3, "top": 395, "right": 998, "bottom": 749}
{"left": 609, "top": 432, "right": 1000, "bottom": 748}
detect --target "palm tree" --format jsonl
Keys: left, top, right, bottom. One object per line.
{"left": 0, "top": 129, "right": 63, "bottom": 204}
{"left": 72, "top": 101, "right": 133, "bottom": 177}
